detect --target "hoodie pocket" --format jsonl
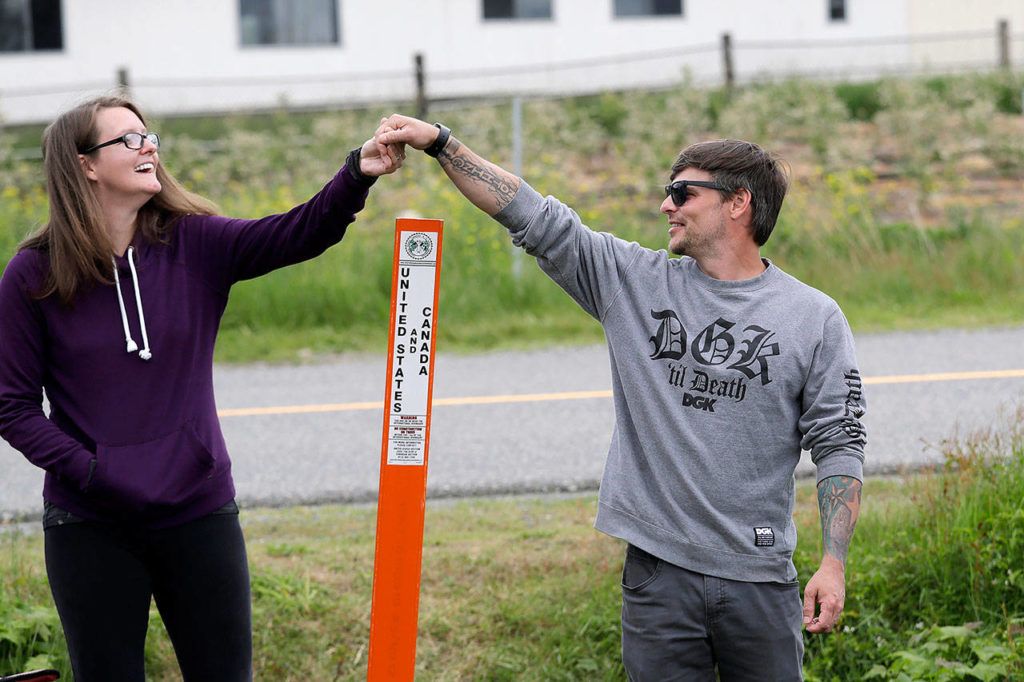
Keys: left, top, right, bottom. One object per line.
{"left": 91, "top": 424, "right": 217, "bottom": 515}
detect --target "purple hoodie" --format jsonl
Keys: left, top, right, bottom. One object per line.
{"left": 0, "top": 161, "right": 374, "bottom": 528}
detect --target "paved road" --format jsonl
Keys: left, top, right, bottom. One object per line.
{"left": 2, "top": 326, "right": 1023, "bottom": 522}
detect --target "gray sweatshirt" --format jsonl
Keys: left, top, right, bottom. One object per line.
{"left": 494, "top": 182, "right": 866, "bottom": 583}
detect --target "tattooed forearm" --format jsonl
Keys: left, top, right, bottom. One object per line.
{"left": 436, "top": 138, "right": 461, "bottom": 166}
{"left": 438, "top": 138, "right": 520, "bottom": 214}
{"left": 446, "top": 155, "right": 517, "bottom": 210}
{"left": 817, "top": 475, "right": 862, "bottom": 566}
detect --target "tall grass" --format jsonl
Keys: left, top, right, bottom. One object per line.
{"left": 2, "top": 73, "right": 1023, "bottom": 361}
{"left": 2, "top": 404, "right": 1022, "bottom": 679}
{"left": 0, "top": 531, "right": 62, "bottom": 674}
{"left": 800, "top": 404, "right": 1024, "bottom": 681}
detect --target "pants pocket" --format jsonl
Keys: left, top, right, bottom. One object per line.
{"left": 621, "top": 544, "right": 662, "bottom": 591}
{"left": 42, "top": 501, "right": 86, "bottom": 530}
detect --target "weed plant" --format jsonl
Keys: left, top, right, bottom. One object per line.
{"left": 2, "top": 73, "right": 1023, "bottom": 361}
{"left": 800, "top": 403, "right": 1024, "bottom": 681}
{"left": 2, "top": 404, "right": 1022, "bottom": 679}
{"left": 0, "top": 532, "right": 62, "bottom": 674}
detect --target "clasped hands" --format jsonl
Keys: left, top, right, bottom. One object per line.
{"left": 357, "top": 115, "right": 440, "bottom": 177}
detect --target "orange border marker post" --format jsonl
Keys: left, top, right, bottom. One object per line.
{"left": 367, "top": 218, "right": 444, "bottom": 681}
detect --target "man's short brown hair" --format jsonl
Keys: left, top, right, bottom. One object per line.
{"left": 671, "top": 139, "right": 789, "bottom": 246}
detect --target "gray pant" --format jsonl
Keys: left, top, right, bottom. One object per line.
{"left": 620, "top": 544, "right": 804, "bottom": 681}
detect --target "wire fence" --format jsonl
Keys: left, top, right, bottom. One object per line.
{"left": 2, "top": 24, "right": 1023, "bottom": 127}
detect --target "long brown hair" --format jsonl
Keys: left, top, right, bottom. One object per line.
{"left": 19, "top": 95, "right": 217, "bottom": 304}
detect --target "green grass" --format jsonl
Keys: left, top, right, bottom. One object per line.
{"left": 2, "top": 69, "right": 1024, "bottom": 679}
{"left": 3, "top": 405, "right": 1023, "bottom": 680}
{"left": 3, "top": 73, "right": 1024, "bottom": 362}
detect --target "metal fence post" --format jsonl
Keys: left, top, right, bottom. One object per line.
{"left": 998, "top": 19, "right": 1010, "bottom": 69}
{"left": 511, "top": 95, "right": 524, "bottom": 279}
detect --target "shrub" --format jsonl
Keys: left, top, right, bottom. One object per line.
{"left": 802, "top": 404, "right": 1024, "bottom": 680}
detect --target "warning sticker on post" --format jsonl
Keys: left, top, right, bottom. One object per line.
{"left": 383, "top": 222, "right": 443, "bottom": 466}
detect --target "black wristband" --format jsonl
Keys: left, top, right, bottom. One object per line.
{"left": 424, "top": 123, "right": 451, "bottom": 158}
{"left": 344, "top": 146, "right": 376, "bottom": 186}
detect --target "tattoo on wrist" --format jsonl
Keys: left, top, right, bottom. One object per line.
{"left": 818, "top": 475, "right": 861, "bottom": 565}
{"left": 438, "top": 140, "right": 518, "bottom": 212}
{"left": 437, "top": 138, "right": 460, "bottom": 164}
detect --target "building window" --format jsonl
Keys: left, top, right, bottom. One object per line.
{"left": 482, "top": 0, "right": 553, "bottom": 20}
{"left": 0, "top": 0, "right": 62, "bottom": 53}
{"left": 613, "top": 0, "right": 683, "bottom": 17}
{"left": 828, "top": 0, "right": 846, "bottom": 21}
{"left": 240, "top": 0, "right": 340, "bottom": 46}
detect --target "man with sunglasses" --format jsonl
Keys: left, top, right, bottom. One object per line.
{"left": 377, "top": 116, "right": 865, "bottom": 681}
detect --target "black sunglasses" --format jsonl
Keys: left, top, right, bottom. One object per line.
{"left": 664, "top": 180, "right": 728, "bottom": 207}
{"left": 81, "top": 132, "right": 160, "bottom": 155}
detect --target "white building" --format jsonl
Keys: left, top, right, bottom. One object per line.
{"left": 1, "top": 0, "right": 1021, "bottom": 125}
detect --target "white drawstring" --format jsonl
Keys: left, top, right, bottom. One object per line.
{"left": 125, "top": 248, "right": 152, "bottom": 360}
{"left": 112, "top": 256, "right": 138, "bottom": 354}
{"left": 111, "top": 247, "right": 152, "bottom": 361}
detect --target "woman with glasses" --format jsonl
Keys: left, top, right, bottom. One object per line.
{"left": 0, "top": 96, "right": 402, "bottom": 680}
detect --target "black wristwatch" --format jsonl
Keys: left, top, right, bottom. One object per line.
{"left": 424, "top": 123, "right": 451, "bottom": 158}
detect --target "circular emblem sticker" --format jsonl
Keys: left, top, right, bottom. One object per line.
{"left": 405, "top": 233, "right": 433, "bottom": 260}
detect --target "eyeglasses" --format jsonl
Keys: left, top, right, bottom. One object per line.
{"left": 664, "top": 180, "right": 727, "bottom": 207}
{"left": 81, "top": 132, "right": 160, "bottom": 155}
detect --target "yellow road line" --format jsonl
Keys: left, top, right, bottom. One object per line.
{"left": 217, "top": 369, "right": 1024, "bottom": 418}
{"left": 863, "top": 369, "right": 1024, "bottom": 384}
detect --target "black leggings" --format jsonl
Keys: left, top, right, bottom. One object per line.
{"left": 43, "top": 502, "right": 252, "bottom": 681}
